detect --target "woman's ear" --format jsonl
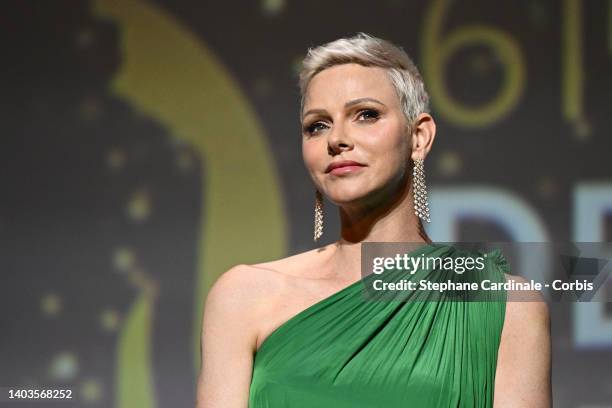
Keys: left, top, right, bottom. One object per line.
{"left": 410, "top": 113, "right": 436, "bottom": 161}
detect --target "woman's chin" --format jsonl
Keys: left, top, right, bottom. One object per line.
{"left": 326, "top": 191, "right": 376, "bottom": 207}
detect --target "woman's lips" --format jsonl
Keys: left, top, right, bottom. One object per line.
{"left": 329, "top": 165, "right": 366, "bottom": 176}
{"left": 326, "top": 160, "right": 367, "bottom": 174}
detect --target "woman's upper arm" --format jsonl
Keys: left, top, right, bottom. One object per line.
{"left": 196, "top": 265, "right": 260, "bottom": 408}
{"left": 494, "top": 275, "right": 552, "bottom": 407}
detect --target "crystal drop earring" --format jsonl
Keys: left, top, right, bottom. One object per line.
{"left": 314, "top": 189, "right": 324, "bottom": 242}
{"left": 412, "top": 158, "right": 431, "bottom": 223}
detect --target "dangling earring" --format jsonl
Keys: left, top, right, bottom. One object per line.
{"left": 314, "top": 189, "right": 324, "bottom": 242}
{"left": 412, "top": 158, "right": 431, "bottom": 223}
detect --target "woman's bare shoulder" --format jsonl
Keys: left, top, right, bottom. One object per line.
{"left": 203, "top": 264, "right": 266, "bottom": 328}
{"left": 204, "top": 263, "right": 282, "bottom": 320}
{"left": 205, "top": 245, "right": 333, "bottom": 315}
{"left": 201, "top": 263, "right": 287, "bottom": 357}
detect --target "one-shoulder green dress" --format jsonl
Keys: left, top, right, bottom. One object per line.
{"left": 249, "top": 243, "right": 508, "bottom": 407}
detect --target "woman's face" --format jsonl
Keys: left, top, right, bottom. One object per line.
{"left": 301, "top": 63, "right": 413, "bottom": 207}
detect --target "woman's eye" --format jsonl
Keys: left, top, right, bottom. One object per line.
{"left": 357, "top": 109, "right": 380, "bottom": 121}
{"left": 304, "top": 122, "right": 328, "bottom": 135}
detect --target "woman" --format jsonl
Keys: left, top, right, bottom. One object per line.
{"left": 196, "top": 33, "right": 551, "bottom": 407}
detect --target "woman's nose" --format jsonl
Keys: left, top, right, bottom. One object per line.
{"left": 327, "top": 122, "right": 353, "bottom": 154}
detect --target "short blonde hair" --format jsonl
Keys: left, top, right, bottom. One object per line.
{"left": 298, "top": 32, "right": 430, "bottom": 127}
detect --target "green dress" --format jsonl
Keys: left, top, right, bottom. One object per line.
{"left": 249, "top": 243, "right": 508, "bottom": 407}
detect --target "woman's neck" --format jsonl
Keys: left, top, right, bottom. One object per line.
{"left": 329, "top": 183, "right": 431, "bottom": 282}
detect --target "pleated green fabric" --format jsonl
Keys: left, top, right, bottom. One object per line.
{"left": 249, "top": 243, "right": 508, "bottom": 407}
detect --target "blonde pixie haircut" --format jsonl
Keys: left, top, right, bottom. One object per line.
{"left": 298, "top": 32, "right": 430, "bottom": 130}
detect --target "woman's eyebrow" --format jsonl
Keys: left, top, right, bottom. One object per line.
{"left": 344, "top": 97, "right": 386, "bottom": 108}
{"left": 302, "top": 97, "right": 386, "bottom": 120}
{"left": 302, "top": 108, "right": 327, "bottom": 120}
